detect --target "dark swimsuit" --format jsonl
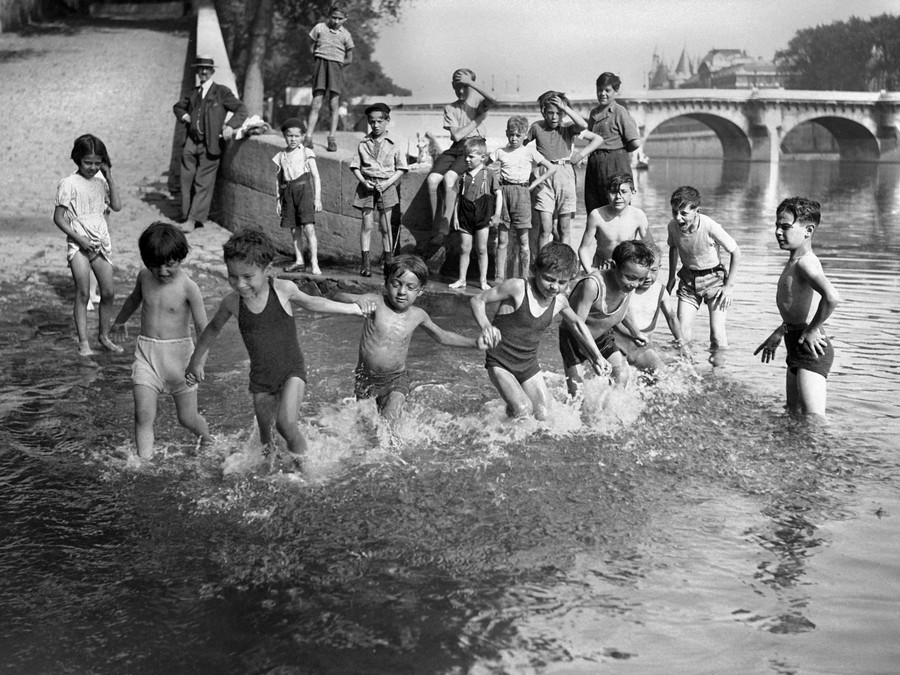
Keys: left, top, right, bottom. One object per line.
{"left": 238, "top": 279, "right": 307, "bottom": 394}
{"left": 784, "top": 324, "right": 834, "bottom": 379}
{"left": 457, "top": 169, "right": 494, "bottom": 235}
{"left": 485, "top": 283, "right": 556, "bottom": 383}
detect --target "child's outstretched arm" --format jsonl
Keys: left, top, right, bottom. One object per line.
{"left": 570, "top": 130, "right": 605, "bottom": 165}
{"left": 754, "top": 324, "right": 785, "bottom": 364}
{"left": 558, "top": 299, "right": 604, "bottom": 376}
{"left": 528, "top": 156, "right": 557, "bottom": 192}
{"left": 186, "top": 296, "right": 237, "bottom": 384}
{"left": 419, "top": 311, "right": 485, "bottom": 349}
{"left": 471, "top": 282, "right": 518, "bottom": 349}
{"left": 332, "top": 290, "right": 379, "bottom": 315}
{"left": 286, "top": 283, "right": 372, "bottom": 316}
{"left": 577, "top": 213, "right": 599, "bottom": 274}
{"left": 110, "top": 274, "right": 143, "bottom": 337}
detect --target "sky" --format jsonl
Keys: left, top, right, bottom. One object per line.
{"left": 372, "top": 0, "right": 896, "bottom": 101}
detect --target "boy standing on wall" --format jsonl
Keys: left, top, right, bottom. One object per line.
{"left": 306, "top": 4, "right": 354, "bottom": 153}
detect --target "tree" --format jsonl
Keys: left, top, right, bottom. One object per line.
{"left": 775, "top": 13, "right": 900, "bottom": 91}
{"left": 217, "top": 0, "right": 411, "bottom": 116}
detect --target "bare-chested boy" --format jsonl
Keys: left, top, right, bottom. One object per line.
{"left": 336, "top": 254, "right": 487, "bottom": 421}
{"left": 110, "top": 222, "right": 211, "bottom": 460}
{"left": 578, "top": 172, "right": 653, "bottom": 273}
{"left": 754, "top": 197, "right": 839, "bottom": 417}
{"left": 561, "top": 240, "right": 652, "bottom": 395}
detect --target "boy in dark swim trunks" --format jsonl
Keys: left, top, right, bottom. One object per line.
{"left": 185, "top": 229, "right": 371, "bottom": 467}
{"left": 754, "top": 197, "right": 840, "bottom": 417}
{"left": 335, "top": 254, "right": 488, "bottom": 422}
{"left": 471, "top": 242, "right": 603, "bottom": 420}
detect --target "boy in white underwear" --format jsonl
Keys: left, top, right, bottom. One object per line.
{"left": 111, "top": 222, "right": 212, "bottom": 460}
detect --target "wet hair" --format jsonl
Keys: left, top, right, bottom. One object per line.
{"left": 506, "top": 115, "right": 529, "bottom": 135}
{"left": 538, "top": 90, "right": 570, "bottom": 111}
{"left": 670, "top": 185, "right": 702, "bottom": 211}
{"left": 463, "top": 137, "right": 487, "bottom": 155}
{"left": 611, "top": 240, "right": 654, "bottom": 269}
{"left": 280, "top": 117, "right": 306, "bottom": 134}
{"left": 452, "top": 68, "right": 476, "bottom": 81}
{"left": 534, "top": 242, "right": 579, "bottom": 278}
{"left": 776, "top": 196, "right": 821, "bottom": 230}
{"left": 222, "top": 228, "right": 276, "bottom": 268}
{"left": 70, "top": 134, "right": 111, "bottom": 167}
{"left": 364, "top": 102, "right": 391, "bottom": 118}
{"left": 596, "top": 72, "right": 622, "bottom": 91}
{"left": 385, "top": 254, "right": 428, "bottom": 287}
{"left": 606, "top": 172, "right": 635, "bottom": 193}
{"left": 139, "top": 222, "right": 190, "bottom": 267}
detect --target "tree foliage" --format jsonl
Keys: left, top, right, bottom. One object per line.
{"left": 775, "top": 13, "right": 900, "bottom": 91}
{"left": 217, "top": 0, "right": 411, "bottom": 115}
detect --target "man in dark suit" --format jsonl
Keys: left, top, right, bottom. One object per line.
{"left": 173, "top": 55, "right": 248, "bottom": 232}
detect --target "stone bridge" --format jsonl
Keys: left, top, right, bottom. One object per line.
{"left": 614, "top": 89, "right": 900, "bottom": 163}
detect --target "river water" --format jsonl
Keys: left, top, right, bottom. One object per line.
{"left": 2, "top": 158, "right": 899, "bottom": 674}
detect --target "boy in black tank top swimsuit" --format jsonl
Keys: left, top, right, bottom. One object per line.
{"left": 186, "top": 230, "right": 372, "bottom": 469}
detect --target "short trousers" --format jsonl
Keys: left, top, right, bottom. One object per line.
{"left": 312, "top": 57, "right": 344, "bottom": 95}
{"left": 430, "top": 142, "right": 470, "bottom": 176}
{"left": 457, "top": 193, "right": 493, "bottom": 235}
{"left": 500, "top": 183, "right": 533, "bottom": 229}
{"left": 676, "top": 264, "right": 727, "bottom": 309}
{"left": 280, "top": 174, "right": 315, "bottom": 229}
{"left": 131, "top": 335, "right": 196, "bottom": 396}
{"left": 352, "top": 181, "right": 400, "bottom": 210}
{"left": 559, "top": 324, "right": 619, "bottom": 369}
{"left": 785, "top": 325, "right": 834, "bottom": 379}
{"left": 354, "top": 364, "right": 411, "bottom": 400}
{"left": 533, "top": 164, "right": 576, "bottom": 215}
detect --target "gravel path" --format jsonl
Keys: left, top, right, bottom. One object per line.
{"left": 0, "top": 16, "right": 231, "bottom": 284}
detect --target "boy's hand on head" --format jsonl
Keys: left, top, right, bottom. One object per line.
{"left": 453, "top": 71, "right": 474, "bottom": 86}
{"left": 100, "top": 163, "right": 112, "bottom": 179}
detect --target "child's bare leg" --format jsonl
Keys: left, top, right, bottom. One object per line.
{"left": 252, "top": 391, "right": 278, "bottom": 448}
{"left": 378, "top": 390, "right": 406, "bottom": 422}
{"left": 521, "top": 372, "right": 550, "bottom": 421}
{"left": 69, "top": 252, "right": 93, "bottom": 354}
{"left": 795, "top": 369, "right": 827, "bottom": 416}
{"left": 708, "top": 306, "right": 729, "bottom": 351}
{"left": 538, "top": 211, "right": 554, "bottom": 250}
{"left": 328, "top": 92, "right": 341, "bottom": 138}
{"left": 607, "top": 352, "right": 630, "bottom": 387}
{"left": 487, "top": 366, "right": 534, "bottom": 418}
{"left": 378, "top": 209, "right": 393, "bottom": 262}
{"left": 516, "top": 229, "right": 530, "bottom": 279}
{"left": 133, "top": 385, "right": 158, "bottom": 459}
{"left": 475, "top": 228, "right": 490, "bottom": 289}
{"left": 306, "top": 91, "right": 325, "bottom": 143}
{"left": 174, "top": 390, "right": 212, "bottom": 445}
{"left": 439, "top": 170, "right": 459, "bottom": 237}
{"left": 291, "top": 227, "right": 305, "bottom": 265}
{"left": 275, "top": 378, "right": 307, "bottom": 458}
{"left": 451, "top": 231, "right": 473, "bottom": 288}
{"left": 303, "top": 223, "right": 320, "bottom": 274}
{"left": 494, "top": 227, "right": 509, "bottom": 283}
{"left": 88, "top": 274, "right": 100, "bottom": 308}
{"left": 93, "top": 257, "right": 122, "bottom": 352}
{"left": 557, "top": 213, "right": 572, "bottom": 248}
{"left": 676, "top": 299, "right": 700, "bottom": 343}
{"left": 426, "top": 172, "right": 443, "bottom": 233}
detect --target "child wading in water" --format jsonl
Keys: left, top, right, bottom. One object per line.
{"left": 186, "top": 229, "right": 370, "bottom": 468}
{"left": 471, "top": 243, "right": 603, "bottom": 420}
{"left": 54, "top": 134, "right": 124, "bottom": 356}
{"left": 335, "top": 254, "right": 487, "bottom": 423}
{"left": 111, "top": 222, "right": 212, "bottom": 460}
{"left": 754, "top": 197, "right": 840, "bottom": 417}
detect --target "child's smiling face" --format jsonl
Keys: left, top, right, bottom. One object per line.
{"left": 611, "top": 260, "right": 650, "bottom": 294}
{"left": 226, "top": 259, "right": 270, "bottom": 299}
{"left": 596, "top": 84, "right": 617, "bottom": 107}
{"left": 77, "top": 153, "right": 103, "bottom": 179}
{"left": 385, "top": 270, "right": 423, "bottom": 311}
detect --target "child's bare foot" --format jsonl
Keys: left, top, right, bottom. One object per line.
{"left": 98, "top": 335, "right": 124, "bottom": 353}
{"left": 479, "top": 279, "right": 490, "bottom": 291}
{"left": 310, "top": 265, "right": 322, "bottom": 276}
{"left": 449, "top": 279, "right": 466, "bottom": 290}
{"left": 199, "top": 433, "right": 216, "bottom": 449}
{"left": 78, "top": 340, "right": 94, "bottom": 357}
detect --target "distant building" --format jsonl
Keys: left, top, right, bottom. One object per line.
{"left": 649, "top": 48, "right": 783, "bottom": 90}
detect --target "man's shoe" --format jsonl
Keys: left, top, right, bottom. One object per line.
{"left": 326, "top": 136, "right": 337, "bottom": 152}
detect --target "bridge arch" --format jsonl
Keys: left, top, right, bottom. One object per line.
{"left": 643, "top": 113, "right": 752, "bottom": 161}
{"left": 781, "top": 116, "right": 880, "bottom": 162}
